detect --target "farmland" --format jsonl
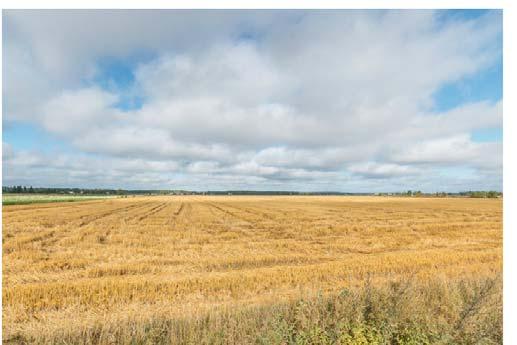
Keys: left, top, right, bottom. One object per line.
{"left": 2, "top": 196, "right": 502, "bottom": 344}
{"left": 2, "top": 193, "right": 116, "bottom": 205}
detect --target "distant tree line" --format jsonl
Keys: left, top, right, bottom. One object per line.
{"left": 2, "top": 186, "right": 163, "bottom": 195}
{"left": 2, "top": 186, "right": 502, "bottom": 198}
{"left": 203, "top": 191, "right": 373, "bottom": 196}
{"left": 3, "top": 185, "right": 35, "bottom": 193}
{"left": 0, "top": 187, "right": 376, "bottom": 196}
{"left": 377, "top": 190, "right": 502, "bottom": 198}
{"left": 459, "top": 190, "right": 502, "bottom": 198}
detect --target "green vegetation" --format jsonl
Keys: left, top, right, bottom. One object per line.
{"left": 465, "top": 191, "right": 502, "bottom": 198}
{"left": 2, "top": 194, "right": 115, "bottom": 205}
{"left": 2, "top": 186, "right": 140, "bottom": 195}
{"left": 161, "top": 276, "right": 501, "bottom": 345}
{"left": 15, "top": 275, "right": 501, "bottom": 344}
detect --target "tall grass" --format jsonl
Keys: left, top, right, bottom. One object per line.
{"left": 8, "top": 275, "right": 501, "bottom": 344}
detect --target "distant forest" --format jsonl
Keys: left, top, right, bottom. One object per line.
{"left": 2, "top": 186, "right": 502, "bottom": 198}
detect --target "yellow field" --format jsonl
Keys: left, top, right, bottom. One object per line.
{"left": 2, "top": 196, "right": 502, "bottom": 343}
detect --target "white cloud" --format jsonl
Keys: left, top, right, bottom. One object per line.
{"left": 2, "top": 143, "right": 14, "bottom": 161}
{"left": 41, "top": 88, "right": 121, "bottom": 135}
{"left": 390, "top": 135, "right": 479, "bottom": 164}
{"left": 2, "top": 10, "right": 502, "bottom": 191}
{"left": 348, "top": 162, "right": 420, "bottom": 179}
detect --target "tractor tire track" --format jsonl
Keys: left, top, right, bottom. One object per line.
{"left": 174, "top": 203, "right": 185, "bottom": 216}
{"left": 163, "top": 202, "right": 185, "bottom": 226}
{"left": 204, "top": 202, "right": 252, "bottom": 224}
{"left": 136, "top": 202, "right": 169, "bottom": 222}
{"left": 119, "top": 202, "right": 166, "bottom": 223}
{"left": 78, "top": 202, "right": 153, "bottom": 227}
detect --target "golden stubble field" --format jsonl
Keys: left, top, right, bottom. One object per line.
{"left": 2, "top": 196, "right": 502, "bottom": 343}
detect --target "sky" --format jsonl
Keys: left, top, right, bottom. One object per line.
{"left": 2, "top": 10, "right": 502, "bottom": 192}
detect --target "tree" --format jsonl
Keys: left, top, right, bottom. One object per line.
{"left": 487, "top": 191, "right": 499, "bottom": 198}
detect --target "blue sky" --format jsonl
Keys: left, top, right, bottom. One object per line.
{"left": 2, "top": 10, "right": 503, "bottom": 191}
{"left": 3, "top": 122, "right": 69, "bottom": 152}
{"left": 432, "top": 53, "right": 502, "bottom": 143}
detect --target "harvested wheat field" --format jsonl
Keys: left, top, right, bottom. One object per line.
{"left": 2, "top": 196, "right": 502, "bottom": 344}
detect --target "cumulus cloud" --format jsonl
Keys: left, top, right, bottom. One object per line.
{"left": 2, "top": 10, "right": 503, "bottom": 191}
{"left": 348, "top": 162, "right": 420, "bottom": 179}
{"left": 390, "top": 135, "right": 488, "bottom": 164}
